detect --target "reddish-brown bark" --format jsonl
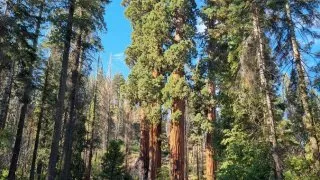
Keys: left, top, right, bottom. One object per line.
{"left": 169, "top": 71, "right": 185, "bottom": 180}
{"left": 205, "top": 82, "right": 216, "bottom": 180}
{"left": 149, "top": 69, "right": 162, "bottom": 180}
{"left": 139, "top": 109, "right": 150, "bottom": 180}
{"left": 149, "top": 122, "right": 161, "bottom": 180}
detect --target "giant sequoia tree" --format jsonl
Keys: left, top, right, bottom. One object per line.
{"left": 162, "top": 0, "right": 196, "bottom": 179}
{"left": 1, "top": 0, "right": 320, "bottom": 179}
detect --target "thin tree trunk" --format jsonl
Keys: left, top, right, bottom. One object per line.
{"left": 169, "top": 71, "right": 185, "bottom": 180}
{"left": 253, "top": 6, "right": 283, "bottom": 179}
{"left": 47, "top": 0, "right": 75, "bottom": 179}
{"left": 139, "top": 109, "right": 149, "bottom": 180}
{"left": 29, "top": 58, "right": 51, "bottom": 180}
{"left": 205, "top": 81, "right": 216, "bottom": 180}
{"left": 61, "top": 31, "right": 83, "bottom": 180}
{"left": 8, "top": 1, "right": 43, "bottom": 178}
{"left": 196, "top": 144, "right": 200, "bottom": 180}
{"left": 84, "top": 60, "right": 99, "bottom": 180}
{"left": 285, "top": 1, "right": 320, "bottom": 165}
{"left": 36, "top": 160, "right": 43, "bottom": 180}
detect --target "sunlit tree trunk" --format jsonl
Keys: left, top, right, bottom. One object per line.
{"left": 139, "top": 109, "right": 149, "bottom": 180}
{"left": 285, "top": 1, "right": 320, "bottom": 165}
{"left": 169, "top": 71, "right": 185, "bottom": 180}
{"left": 253, "top": 5, "right": 283, "bottom": 179}
{"left": 149, "top": 121, "right": 161, "bottom": 179}
{"left": 205, "top": 81, "right": 216, "bottom": 180}
{"left": 149, "top": 70, "right": 162, "bottom": 180}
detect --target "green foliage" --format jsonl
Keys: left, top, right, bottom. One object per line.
{"left": 218, "top": 125, "right": 272, "bottom": 180}
{"left": 0, "top": 169, "right": 8, "bottom": 180}
{"left": 284, "top": 155, "right": 319, "bottom": 180}
{"left": 162, "top": 74, "right": 189, "bottom": 107}
{"left": 100, "top": 140, "right": 130, "bottom": 180}
{"left": 157, "top": 165, "right": 170, "bottom": 180}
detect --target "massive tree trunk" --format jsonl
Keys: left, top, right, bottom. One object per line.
{"left": 169, "top": 71, "right": 185, "bottom": 180}
{"left": 149, "top": 121, "right": 161, "bottom": 180}
{"left": 285, "top": 1, "right": 320, "bottom": 165}
{"left": 139, "top": 109, "right": 149, "bottom": 180}
{"left": 8, "top": 1, "right": 44, "bottom": 179}
{"left": 0, "top": 61, "right": 14, "bottom": 129}
{"left": 253, "top": 6, "right": 283, "bottom": 179}
{"left": 47, "top": 0, "right": 75, "bottom": 179}
{"left": 149, "top": 70, "right": 162, "bottom": 180}
{"left": 205, "top": 81, "right": 216, "bottom": 180}
{"left": 29, "top": 58, "right": 51, "bottom": 180}
{"left": 61, "top": 31, "right": 83, "bottom": 180}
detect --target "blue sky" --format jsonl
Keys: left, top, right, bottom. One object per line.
{"left": 100, "top": 0, "right": 205, "bottom": 78}
{"left": 100, "top": 1, "right": 131, "bottom": 78}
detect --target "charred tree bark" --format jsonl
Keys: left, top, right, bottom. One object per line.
{"left": 285, "top": 1, "right": 320, "bottom": 165}
{"left": 47, "top": 0, "right": 75, "bottom": 179}
{"left": 253, "top": 5, "right": 283, "bottom": 179}
{"left": 29, "top": 58, "right": 51, "bottom": 180}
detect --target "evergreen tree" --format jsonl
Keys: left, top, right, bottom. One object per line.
{"left": 268, "top": 0, "right": 320, "bottom": 168}
{"left": 47, "top": 0, "right": 76, "bottom": 178}
{"left": 100, "top": 140, "right": 126, "bottom": 180}
{"left": 8, "top": 1, "right": 45, "bottom": 178}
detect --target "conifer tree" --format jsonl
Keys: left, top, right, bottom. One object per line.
{"left": 29, "top": 57, "right": 51, "bottom": 180}
{"left": 61, "top": 0, "right": 109, "bottom": 178}
{"left": 47, "top": 0, "right": 76, "bottom": 178}
{"left": 8, "top": 1, "right": 45, "bottom": 178}
{"left": 124, "top": 1, "right": 165, "bottom": 179}
{"left": 269, "top": 0, "right": 320, "bottom": 167}
{"left": 162, "top": 0, "right": 196, "bottom": 179}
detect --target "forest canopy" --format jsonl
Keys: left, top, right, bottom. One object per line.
{"left": 0, "top": 0, "right": 320, "bottom": 179}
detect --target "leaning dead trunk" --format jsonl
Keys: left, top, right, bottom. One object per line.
{"left": 285, "top": 1, "right": 320, "bottom": 165}
{"left": 253, "top": 5, "right": 283, "bottom": 179}
{"left": 47, "top": 0, "right": 75, "bottom": 179}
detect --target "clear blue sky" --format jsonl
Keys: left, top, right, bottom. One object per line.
{"left": 100, "top": 0, "right": 205, "bottom": 78}
{"left": 100, "top": 1, "right": 132, "bottom": 78}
